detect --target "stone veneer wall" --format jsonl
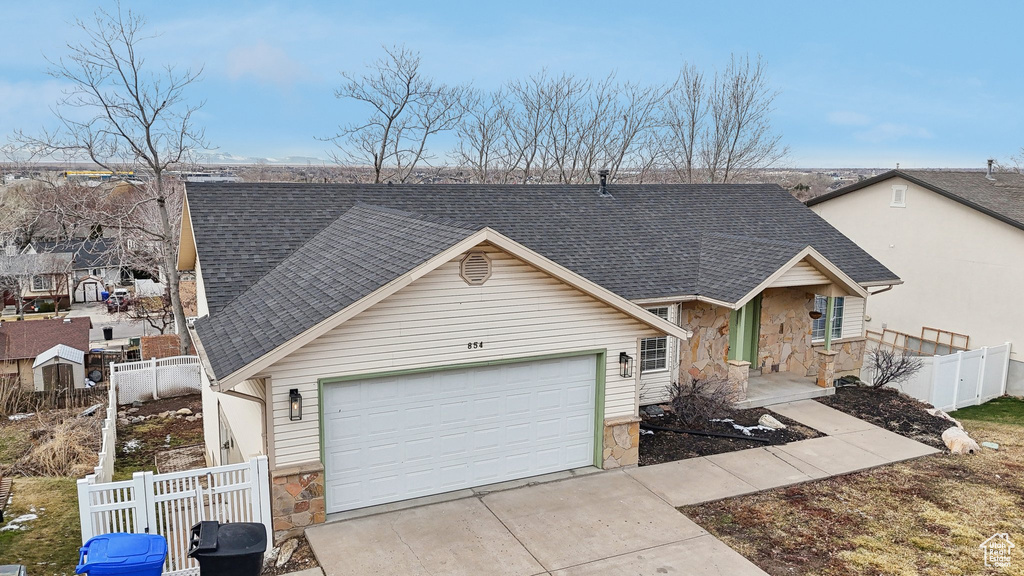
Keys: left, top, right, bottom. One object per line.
{"left": 271, "top": 462, "right": 326, "bottom": 543}
{"left": 602, "top": 416, "right": 639, "bottom": 468}
{"left": 812, "top": 338, "right": 866, "bottom": 377}
{"left": 678, "top": 301, "right": 731, "bottom": 380}
{"left": 757, "top": 287, "right": 816, "bottom": 376}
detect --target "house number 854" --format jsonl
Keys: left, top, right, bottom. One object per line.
{"left": 467, "top": 341, "right": 484, "bottom": 349}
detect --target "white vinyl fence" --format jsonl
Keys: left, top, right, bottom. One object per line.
{"left": 91, "top": 384, "right": 118, "bottom": 483}
{"left": 77, "top": 456, "right": 272, "bottom": 576}
{"left": 112, "top": 356, "right": 202, "bottom": 405}
{"left": 863, "top": 342, "right": 1012, "bottom": 412}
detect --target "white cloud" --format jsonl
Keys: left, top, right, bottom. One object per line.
{"left": 225, "top": 41, "right": 309, "bottom": 87}
{"left": 827, "top": 110, "right": 872, "bottom": 126}
{"left": 853, "top": 123, "right": 933, "bottom": 144}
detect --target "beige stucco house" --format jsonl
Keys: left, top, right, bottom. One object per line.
{"left": 808, "top": 167, "right": 1024, "bottom": 396}
{"left": 179, "top": 182, "right": 897, "bottom": 541}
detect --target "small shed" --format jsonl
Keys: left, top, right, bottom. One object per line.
{"left": 32, "top": 344, "right": 86, "bottom": 391}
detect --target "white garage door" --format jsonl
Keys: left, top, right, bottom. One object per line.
{"left": 323, "top": 354, "right": 597, "bottom": 513}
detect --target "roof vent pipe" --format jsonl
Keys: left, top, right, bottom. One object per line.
{"left": 986, "top": 159, "right": 996, "bottom": 181}
{"left": 598, "top": 169, "right": 610, "bottom": 196}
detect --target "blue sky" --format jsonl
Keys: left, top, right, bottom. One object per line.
{"left": 3, "top": 1, "right": 1021, "bottom": 168}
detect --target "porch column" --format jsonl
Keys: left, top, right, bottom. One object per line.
{"left": 823, "top": 295, "right": 834, "bottom": 351}
{"left": 815, "top": 349, "right": 838, "bottom": 388}
{"left": 727, "top": 359, "right": 750, "bottom": 401}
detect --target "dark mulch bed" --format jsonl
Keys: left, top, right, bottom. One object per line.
{"left": 639, "top": 407, "right": 822, "bottom": 466}
{"left": 816, "top": 386, "right": 951, "bottom": 448}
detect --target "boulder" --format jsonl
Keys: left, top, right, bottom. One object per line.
{"left": 926, "top": 408, "right": 963, "bottom": 430}
{"left": 276, "top": 538, "right": 299, "bottom": 568}
{"left": 758, "top": 414, "right": 787, "bottom": 430}
{"left": 942, "top": 427, "right": 980, "bottom": 454}
{"left": 176, "top": 408, "right": 193, "bottom": 416}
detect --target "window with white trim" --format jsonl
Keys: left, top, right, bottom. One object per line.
{"left": 812, "top": 296, "right": 844, "bottom": 342}
{"left": 640, "top": 307, "right": 669, "bottom": 372}
{"left": 890, "top": 184, "right": 907, "bottom": 207}
{"left": 31, "top": 275, "right": 53, "bottom": 292}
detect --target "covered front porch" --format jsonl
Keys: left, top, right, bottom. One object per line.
{"left": 676, "top": 243, "right": 870, "bottom": 408}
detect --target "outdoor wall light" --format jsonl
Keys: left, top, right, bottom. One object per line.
{"left": 289, "top": 389, "right": 303, "bottom": 421}
{"left": 619, "top": 352, "right": 634, "bottom": 378}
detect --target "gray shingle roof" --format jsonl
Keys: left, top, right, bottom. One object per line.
{"left": 696, "top": 234, "right": 807, "bottom": 304}
{"left": 30, "top": 239, "right": 119, "bottom": 270}
{"left": 187, "top": 183, "right": 899, "bottom": 319}
{"left": 193, "top": 204, "right": 480, "bottom": 379}
{"left": 807, "top": 170, "right": 1024, "bottom": 231}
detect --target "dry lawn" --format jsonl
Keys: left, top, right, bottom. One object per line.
{"left": 683, "top": 418, "right": 1024, "bottom": 575}
{"left": 0, "top": 477, "right": 82, "bottom": 575}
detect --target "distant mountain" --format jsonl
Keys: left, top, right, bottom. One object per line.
{"left": 196, "top": 152, "right": 329, "bottom": 166}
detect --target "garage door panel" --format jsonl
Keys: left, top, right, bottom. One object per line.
{"left": 324, "top": 354, "right": 597, "bottom": 513}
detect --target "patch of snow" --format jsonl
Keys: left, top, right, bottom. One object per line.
{"left": 711, "top": 418, "right": 775, "bottom": 436}
{"left": 1, "top": 513, "right": 39, "bottom": 532}
{"left": 7, "top": 412, "right": 34, "bottom": 421}
{"left": 123, "top": 439, "right": 141, "bottom": 454}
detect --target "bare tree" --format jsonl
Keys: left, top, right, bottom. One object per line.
{"left": 327, "top": 45, "right": 470, "bottom": 183}
{"left": 867, "top": 348, "right": 923, "bottom": 389}
{"left": 10, "top": 5, "right": 204, "bottom": 353}
{"left": 0, "top": 252, "right": 71, "bottom": 318}
{"left": 121, "top": 288, "right": 174, "bottom": 334}
{"left": 449, "top": 54, "right": 785, "bottom": 185}
{"left": 700, "top": 55, "right": 788, "bottom": 183}
{"left": 661, "top": 64, "right": 706, "bottom": 183}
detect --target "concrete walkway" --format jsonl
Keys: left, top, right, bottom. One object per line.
{"left": 307, "top": 470, "right": 769, "bottom": 576}
{"left": 625, "top": 400, "right": 939, "bottom": 506}
{"left": 305, "top": 400, "right": 938, "bottom": 576}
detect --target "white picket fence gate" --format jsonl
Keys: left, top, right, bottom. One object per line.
{"left": 91, "top": 384, "right": 118, "bottom": 483}
{"left": 864, "top": 342, "right": 1012, "bottom": 411}
{"left": 77, "top": 457, "right": 272, "bottom": 576}
{"left": 112, "top": 356, "right": 202, "bottom": 405}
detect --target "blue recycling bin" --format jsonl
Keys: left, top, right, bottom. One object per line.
{"left": 76, "top": 533, "right": 167, "bottom": 576}
{"left": 100, "top": 291, "right": 110, "bottom": 301}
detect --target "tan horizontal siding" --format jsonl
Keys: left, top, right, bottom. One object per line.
{"left": 262, "top": 247, "right": 658, "bottom": 468}
{"left": 842, "top": 297, "right": 866, "bottom": 339}
{"left": 770, "top": 260, "right": 830, "bottom": 288}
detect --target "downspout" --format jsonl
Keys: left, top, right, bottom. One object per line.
{"left": 868, "top": 284, "right": 895, "bottom": 296}
{"left": 220, "top": 383, "right": 269, "bottom": 462}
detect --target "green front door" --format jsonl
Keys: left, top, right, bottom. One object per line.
{"left": 728, "top": 294, "right": 761, "bottom": 364}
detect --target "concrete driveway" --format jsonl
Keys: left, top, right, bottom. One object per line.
{"left": 305, "top": 470, "right": 768, "bottom": 576}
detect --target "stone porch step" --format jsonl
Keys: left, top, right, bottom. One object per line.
{"left": 734, "top": 385, "right": 835, "bottom": 409}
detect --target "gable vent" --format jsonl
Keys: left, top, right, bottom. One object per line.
{"left": 460, "top": 252, "right": 492, "bottom": 285}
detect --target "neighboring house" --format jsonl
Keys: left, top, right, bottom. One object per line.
{"left": 0, "top": 253, "right": 74, "bottom": 312}
{"left": 808, "top": 167, "right": 1024, "bottom": 396}
{"left": 23, "top": 239, "right": 122, "bottom": 303}
{"left": 178, "top": 182, "right": 898, "bottom": 541}
{"left": 0, "top": 316, "right": 93, "bottom": 391}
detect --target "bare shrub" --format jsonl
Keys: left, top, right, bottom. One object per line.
{"left": 868, "top": 348, "right": 923, "bottom": 389}
{"left": 12, "top": 411, "right": 102, "bottom": 477}
{"left": 668, "top": 377, "right": 736, "bottom": 429}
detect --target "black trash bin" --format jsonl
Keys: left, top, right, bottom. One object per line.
{"left": 188, "top": 521, "right": 267, "bottom": 576}
{"left": 102, "top": 326, "right": 113, "bottom": 340}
